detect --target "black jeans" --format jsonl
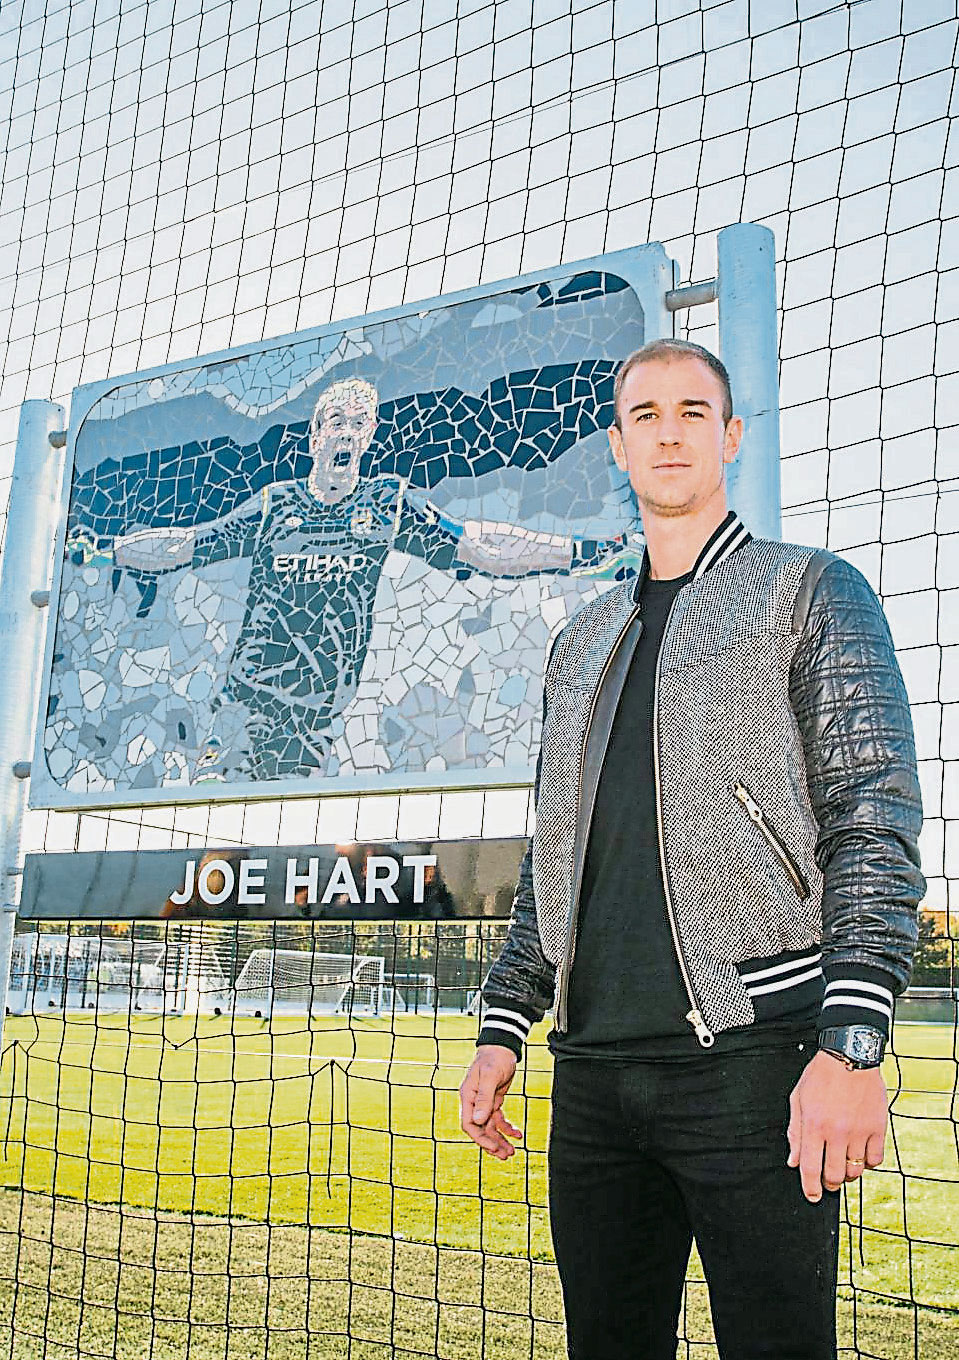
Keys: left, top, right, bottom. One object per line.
{"left": 548, "top": 1039, "right": 839, "bottom": 1359}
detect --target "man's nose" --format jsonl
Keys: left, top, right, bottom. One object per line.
{"left": 658, "top": 419, "right": 682, "bottom": 444}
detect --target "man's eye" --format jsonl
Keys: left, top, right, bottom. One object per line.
{"left": 684, "top": 409, "right": 705, "bottom": 418}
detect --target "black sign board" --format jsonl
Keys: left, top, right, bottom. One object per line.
{"left": 20, "top": 839, "right": 527, "bottom": 921}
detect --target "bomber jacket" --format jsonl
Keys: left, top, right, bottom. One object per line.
{"left": 478, "top": 512, "right": 925, "bottom": 1057}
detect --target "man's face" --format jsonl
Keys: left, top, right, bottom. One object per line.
{"left": 607, "top": 357, "right": 743, "bottom": 522}
{"left": 309, "top": 389, "right": 378, "bottom": 503}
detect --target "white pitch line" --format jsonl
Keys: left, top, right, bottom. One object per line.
{"left": 14, "top": 1036, "right": 486, "bottom": 1070}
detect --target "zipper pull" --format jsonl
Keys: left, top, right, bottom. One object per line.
{"left": 686, "top": 1008, "right": 715, "bottom": 1048}
{"left": 733, "top": 781, "right": 763, "bottom": 823}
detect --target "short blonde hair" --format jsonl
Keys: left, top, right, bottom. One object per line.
{"left": 311, "top": 377, "right": 379, "bottom": 429}
{"left": 613, "top": 340, "right": 733, "bottom": 429}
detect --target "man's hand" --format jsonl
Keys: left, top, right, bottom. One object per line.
{"left": 459, "top": 1045, "right": 522, "bottom": 1160}
{"left": 787, "top": 1050, "right": 888, "bottom": 1202}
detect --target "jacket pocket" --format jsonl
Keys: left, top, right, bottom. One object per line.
{"left": 732, "top": 780, "right": 811, "bottom": 901}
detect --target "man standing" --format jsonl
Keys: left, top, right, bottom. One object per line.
{"left": 459, "top": 339, "right": 923, "bottom": 1359}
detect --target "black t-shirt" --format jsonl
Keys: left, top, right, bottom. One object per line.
{"left": 550, "top": 570, "right": 815, "bottom": 1061}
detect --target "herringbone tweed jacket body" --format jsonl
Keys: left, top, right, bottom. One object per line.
{"left": 478, "top": 515, "right": 925, "bottom": 1056}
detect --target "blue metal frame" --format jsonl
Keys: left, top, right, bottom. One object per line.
{"left": 718, "top": 224, "right": 782, "bottom": 541}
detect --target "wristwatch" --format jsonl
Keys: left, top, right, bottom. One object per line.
{"left": 818, "top": 1025, "right": 886, "bottom": 1070}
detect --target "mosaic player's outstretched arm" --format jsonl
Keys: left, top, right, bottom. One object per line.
{"left": 110, "top": 494, "right": 265, "bottom": 616}
{"left": 395, "top": 489, "right": 634, "bottom": 578}
{"left": 457, "top": 521, "right": 634, "bottom": 576}
{"left": 112, "top": 495, "right": 264, "bottom": 572}
{"left": 378, "top": 358, "right": 637, "bottom": 577}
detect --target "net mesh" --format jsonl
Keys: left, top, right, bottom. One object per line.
{"left": 1, "top": 912, "right": 956, "bottom": 1359}
{"left": 1, "top": 0, "right": 957, "bottom": 1356}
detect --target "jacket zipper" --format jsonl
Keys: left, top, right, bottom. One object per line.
{"left": 555, "top": 604, "right": 640, "bottom": 1030}
{"left": 653, "top": 595, "right": 715, "bottom": 1048}
{"left": 733, "top": 781, "right": 811, "bottom": 901}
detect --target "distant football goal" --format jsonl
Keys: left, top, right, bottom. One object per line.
{"left": 232, "top": 947, "right": 386, "bottom": 1016}
{"left": 6, "top": 929, "right": 392, "bottom": 1018}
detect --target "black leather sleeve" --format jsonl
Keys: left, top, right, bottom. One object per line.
{"left": 789, "top": 553, "right": 925, "bottom": 1034}
{"left": 475, "top": 836, "right": 557, "bottom": 1056}
{"left": 476, "top": 642, "right": 561, "bottom": 1056}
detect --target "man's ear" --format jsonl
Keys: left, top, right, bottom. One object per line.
{"left": 723, "top": 415, "right": 744, "bottom": 465}
{"left": 608, "top": 424, "right": 627, "bottom": 472}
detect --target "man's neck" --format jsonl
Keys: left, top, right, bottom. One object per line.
{"left": 643, "top": 500, "right": 730, "bottom": 581}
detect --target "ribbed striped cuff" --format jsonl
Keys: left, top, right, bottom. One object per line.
{"left": 818, "top": 965, "right": 895, "bottom": 1037}
{"left": 476, "top": 1004, "right": 535, "bottom": 1058}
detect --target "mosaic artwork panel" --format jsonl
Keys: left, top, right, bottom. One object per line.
{"left": 40, "top": 263, "right": 658, "bottom": 799}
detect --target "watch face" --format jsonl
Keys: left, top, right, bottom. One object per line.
{"left": 849, "top": 1028, "right": 884, "bottom": 1065}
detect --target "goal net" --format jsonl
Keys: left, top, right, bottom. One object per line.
{"left": 382, "top": 970, "right": 436, "bottom": 1013}
{"left": 232, "top": 947, "right": 386, "bottom": 1015}
{"left": 7, "top": 928, "right": 232, "bottom": 1015}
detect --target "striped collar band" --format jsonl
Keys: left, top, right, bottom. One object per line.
{"left": 631, "top": 510, "right": 753, "bottom": 601}
{"left": 691, "top": 510, "right": 753, "bottom": 579}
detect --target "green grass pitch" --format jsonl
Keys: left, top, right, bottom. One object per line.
{"left": 1, "top": 1013, "right": 956, "bottom": 1358}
